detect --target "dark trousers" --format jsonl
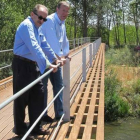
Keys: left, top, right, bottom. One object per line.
{"left": 12, "top": 57, "right": 44, "bottom": 134}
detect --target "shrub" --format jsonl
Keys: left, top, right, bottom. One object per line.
{"left": 132, "top": 80, "right": 140, "bottom": 94}
{"left": 106, "top": 45, "right": 140, "bottom": 67}
{"left": 105, "top": 69, "right": 130, "bottom": 121}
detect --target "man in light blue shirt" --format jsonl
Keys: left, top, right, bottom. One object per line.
{"left": 12, "top": 4, "right": 58, "bottom": 137}
{"left": 41, "top": 1, "right": 71, "bottom": 122}
{"left": 13, "top": 10, "right": 57, "bottom": 74}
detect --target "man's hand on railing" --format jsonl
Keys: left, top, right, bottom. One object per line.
{"left": 65, "top": 55, "right": 72, "bottom": 61}
{"left": 56, "top": 58, "right": 66, "bottom": 66}
{"left": 60, "top": 58, "right": 66, "bottom": 65}
{"left": 49, "top": 64, "right": 58, "bottom": 73}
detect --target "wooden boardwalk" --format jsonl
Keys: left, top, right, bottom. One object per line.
{"left": 0, "top": 43, "right": 105, "bottom": 140}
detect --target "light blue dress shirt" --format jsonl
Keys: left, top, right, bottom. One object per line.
{"left": 41, "top": 12, "right": 69, "bottom": 57}
{"left": 13, "top": 16, "right": 57, "bottom": 74}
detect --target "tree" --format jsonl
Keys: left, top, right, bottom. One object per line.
{"left": 129, "top": 0, "right": 140, "bottom": 45}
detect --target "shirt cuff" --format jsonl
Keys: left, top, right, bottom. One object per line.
{"left": 52, "top": 58, "right": 58, "bottom": 64}
{"left": 46, "top": 59, "right": 51, "bottom": 69}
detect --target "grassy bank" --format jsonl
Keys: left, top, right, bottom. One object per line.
{"left": 105, "top": 46, "right": 140, "bottom": 122}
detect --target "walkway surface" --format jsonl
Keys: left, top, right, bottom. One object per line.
{"left": 0, "top": 43, "right": 105, "bottom": 140}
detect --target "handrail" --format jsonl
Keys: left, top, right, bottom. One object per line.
{"left": 0, "top": 79, "right": 12, "bottom": 86}
{"left": 0, "top": 65, "right": 59, "bottom": 109}
{"left": 0, "top": 64, "right": 11, "bottom": 70}
{"left": 22, "top": 85, "right": 64, "bottom": 140}
{"left": 0, "top": 49, "right": 13, "bottom": 53}
{"left": 71, "top": 49, "right": 83, "bottom": 58}
{"left": 70, "top": 77, "right": 83, "bottom": 105}
{"left": 50, "top": 113, "right": 65, "bottom": 140}
{"left": 0, "top": 37, "right": 89, "bottom": 54}
{"left": 0, "top": 37, "right": 90, "bottom": 81}
{"left": 70, "top": 63, "right": 83, "bottom": 80}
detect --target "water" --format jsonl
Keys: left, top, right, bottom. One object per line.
{"left": 105, "top": 118, "right": 140, "bottom": 140}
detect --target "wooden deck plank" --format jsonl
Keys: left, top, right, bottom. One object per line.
{"left": 55, "top": 80, "right": 86, "bottom": 140}
{"left": 0, "top": 102, "right": 13, "bottom": 118}
{"left": 0, "top": 86, "right": 13, "bottom": 102}
{"left": 56, "top": 43, "right": 104, "bottom": 140}
{"left": 67, "top": 46, "right": 102, "bottom": 140}
{"left": 67, "top": 75, "right": 93, "bottom": 140}
{"left": 0, "top": 110, "right": 13, "bottom": 132}
{"left": 82, "top": 61, "right": 102, "bottom": 139}
{"left": 96, "top": 44, "right": 105, "bottom": 140}
{"left": 0, "top": 76, "right": 12, "bottom": 84}
{"left": 82, "top": 45, "right": 103, "bottom": 140}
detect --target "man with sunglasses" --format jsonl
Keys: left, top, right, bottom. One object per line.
{"left": 41, "top": 1, "right": 71, "bottom": 122}
{"left": 12, "top": 4, "right": 59, "bottom": 137}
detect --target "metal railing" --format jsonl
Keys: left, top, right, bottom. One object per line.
{"left": 0, "top": 37, "right": 91, "bottom": 84}
{"left": 0, "top": 49, "right": 13, "bottom": 53}
{"left": 0, "top": 37, "right": 101, "bottom": 140}
{"left": 69, "top": 37, "right": 91, "bottom": 50}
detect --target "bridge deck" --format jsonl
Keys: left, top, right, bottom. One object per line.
{"left": 56, "top": 43, "right": 104, "bottom": 140}
{"left": 0, "top": 43, "right": 105, "bottom": 140}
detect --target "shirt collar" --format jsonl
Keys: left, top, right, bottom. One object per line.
{"left": 27, "top": 16, "right": 38, "bottom": 29}
{"left": 54, "top": 12, "right": 65, "bottom": 26}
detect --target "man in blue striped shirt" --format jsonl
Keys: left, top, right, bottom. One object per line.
{"left": 41, "top": 1, "right": 71, "bottom": 122}
{"left": 12, "top": 4, "right": 58, "bottom": 137}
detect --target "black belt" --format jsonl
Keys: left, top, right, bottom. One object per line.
{"left": 14, "top": 55, "right": 37, "bottom": 65}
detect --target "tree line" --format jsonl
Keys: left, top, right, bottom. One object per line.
{"left": 0, "top": 0, "right": 140, "bottom": 79}
{"left": 0, "top": 0, "right": 140, "bottom": 51}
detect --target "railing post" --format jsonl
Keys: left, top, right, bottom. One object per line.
{"left": 69, "top": 40, "right": 71, "bottom": 50}
{"left": 78, "top": 39, "right": 79, "bottom": 48}
{"left": 93, "top": 42, "right": 96, "bottom": 60}
{"left": 89, "top": 44, "right": 92, "bottom": 67}
{"left": 63, "top": 59, "right": 70, "bottom": 122}
{"left": 96, "top": 39, "right": 99, "bottom": 50}
{"left": 82, "top": 48, "right": 86, "bottom": 82}
{"left": 73, "top": 39, "right": 75, "bottom": 50}
{"left": 95, "top": 42, "right": 97, "bottom": 55}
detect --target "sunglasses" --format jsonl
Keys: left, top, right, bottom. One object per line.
{"left": 33, "top": 12, "right": 47, "bottom": 22}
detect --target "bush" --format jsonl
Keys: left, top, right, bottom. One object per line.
{"left": 132, "top": 80, "right": 140, "bottom": 94}
{"left": 105, "top": 46, "right": 134, "bottom": 66}
{"left": 105, "top": 69, "right": 130, "bottom": 121}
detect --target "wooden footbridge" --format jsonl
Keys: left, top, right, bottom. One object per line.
{"left": 0, "top": 38, "right": 104, "bottom": 140}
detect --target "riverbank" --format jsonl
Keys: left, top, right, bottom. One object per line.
{"left": 105, "top": 47, "right": 140, "bottom": 121}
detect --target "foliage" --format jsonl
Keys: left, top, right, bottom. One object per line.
{"left": 132, "top": 80, "right": 140, "bottom": 95}
{"left": 120, "top": 80, "right": 140, "bottom": 117}
{"left": 109, "top": 24, "right": 139, "bottom": 46}
{"left": 105, "top": 68, "right": 130, "bottom": 121}
{"left": 0, "top": 0, "right": 139, "bottom": 49}
{"left": 105, "top": 46, "right": 140, "bottom": 121}
{"left": 0, "top": 0, "right": 140, "bottom": 80}
{"left": 105, "top": 45, "right": 140, "bottom": 67}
